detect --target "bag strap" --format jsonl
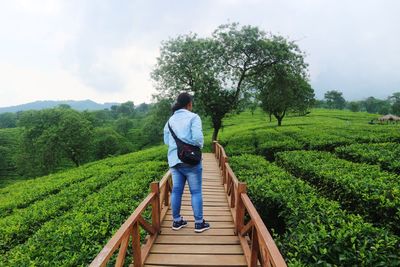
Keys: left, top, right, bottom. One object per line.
{"left": 168, "top": 121, "right": 181, "bottom": 144}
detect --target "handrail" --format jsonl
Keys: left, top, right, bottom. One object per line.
{"left": 213, "top": 141, "right": 287, "bottom": 267}
{"left": 90, "top": 171, "right": 172, "bottom": 267}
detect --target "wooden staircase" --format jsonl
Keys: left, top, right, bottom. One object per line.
{"left": 90, "top": 142, "right": 287, "bottom": 267}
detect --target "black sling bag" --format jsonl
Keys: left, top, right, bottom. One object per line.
{"left": 168, "top": 122, "right": 202, "bottom": 165}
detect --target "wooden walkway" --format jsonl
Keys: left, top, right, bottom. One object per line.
{"left": 91, "top": 142, "right": 286, "bottom": 267}
{"left": 144, "top": 153, "right": 247, "bottom": 266}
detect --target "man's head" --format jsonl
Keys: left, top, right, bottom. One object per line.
{"left": 172, "top": 92, "right": 193, "bottom": 112}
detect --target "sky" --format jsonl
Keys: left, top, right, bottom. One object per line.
{"left": 0, "top": 0, "right": 399, "bottom": 108}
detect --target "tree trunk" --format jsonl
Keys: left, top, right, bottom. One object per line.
{"left": 71, "top": 154, "right": 80, "bottom": 167}
{"left": 212, "top": 126, "right": 220, "bottom": 142}
{"left": 274, "top": 110, "right": 286, "bottom": 127}
{"left": 212, "top": 118, "right": 222, "bottom": 141}
{"left": 277, "top": 117, "right": 282, "bottom": 126}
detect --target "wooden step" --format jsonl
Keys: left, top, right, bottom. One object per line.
{"left": 159, "top": 227, "right": 235, "bottom": 236}
{"left": 166, "top": 210, "right": 231, "bottom": 216}
{"left": 150, "top": 244, "right": 243, "bottom": 254}
{"left": 161, "top": 221, "right": 234, "bottom": 228}
{"left": 155, "top": 235, "right": 240, "bottom": 245}
{"left": 145, "top": 254, "right": 247, "bottom": 266}
{"left": 164, "top": 216, "right": 232, "bottom": 222}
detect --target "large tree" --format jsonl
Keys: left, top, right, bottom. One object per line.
{"left": 390, "top": 92, "right": 400, "bottom": 115}
{"left": 17, "top": 108, "right": 93, "bottom": 176}
{"left": 324, "top": 90, "right": 346, "bottom": 109}
{"left": 152, "top": 23, "right": 306, "bottom": 141}
{"left": 255, "top": 65, "right": 314, "bottom": 126}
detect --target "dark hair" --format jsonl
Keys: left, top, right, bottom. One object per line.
{"left": 172, "top": 92, "right": 193, "bottom": 113}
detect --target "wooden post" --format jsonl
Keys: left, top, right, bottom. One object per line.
{"left": 212, "top": 140, "right": 218, "bottom": 153}
{"left": 224, "top": 166, "right": 228, "bottom": 185}
{"left": 222, "top": 157, "right": 228, "bottom": 183}
{"left": 151, "top": 182, "right": 160, "bottom": 232}
{"left": 115, "top": 231, "right": 130, "bottom": 267}
{"left": 132, "top": 221, "right": 141, "bottom": 267}
{"left": 250, "top": 228, "right": 260, "bottom": 267}
{"left": 164, "top": 178, "right": 170, "bottom": 207}
{"left": 235, "top": 182, "right": 247, "bottom": 235}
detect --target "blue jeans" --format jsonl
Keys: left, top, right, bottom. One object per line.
{"left": 170, "top": 162, "right": 203, "bottom": 223}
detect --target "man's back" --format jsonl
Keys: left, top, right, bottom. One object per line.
{"left": 163, "top": 109, "right": 204, "bottom": 167}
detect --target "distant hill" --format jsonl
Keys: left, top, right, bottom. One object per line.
{"left": 0, "top": 100, "right": 120, "bottom": 113}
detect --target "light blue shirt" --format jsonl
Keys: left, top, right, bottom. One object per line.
{"left": 163, "top": 109, "right": 204, "bottom": 167}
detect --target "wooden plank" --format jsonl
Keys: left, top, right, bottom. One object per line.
{"left": 164, "top": 216, "right": 232, "bottom": 222}
{"left": 181, "top": 201, "right": 228, "bottom": 207}
{"left": 161, "top": 220, "right": 234, "bottom": 228}
{"left": 145, "top": 254, "right": 247, "bottom": 266}
{"left": 159, "top": 227, "right": 235, "bottom": 236}
{"left": 182, "top": 192, "right": 226, "bottom": 197}
{"left": 166, "top": 210, "right": 231, "bottom": 216}
{"left": 180, "top": 206, "right": 230, "bottom": 211}
{"left": 150, "top": 244, "right": 243, "bottom": 254}
{"left": 181, "top": 196, "right": 227, "bottom": 201}
{"left": 155, "top": 235, "right": 240, "bottom": 245}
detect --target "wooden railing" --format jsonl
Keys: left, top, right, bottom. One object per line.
{"left": 213, "top": 141, "right": 287, "bottom": 267}
{"left": 90, "top": 171, "right": 172, "bottom": 267}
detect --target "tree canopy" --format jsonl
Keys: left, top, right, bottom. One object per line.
{"left": 152, "top": 22, "right": 310, "bottom": 138}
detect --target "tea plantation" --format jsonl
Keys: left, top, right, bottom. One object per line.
{"left": 0, "top": 146, "right": 168, "bottom": 266}
{"left": 220, "top": 109, "right": 400, "bottom": 266}
{"left": 0, "top": 108, "right": 399, "bottom": 266}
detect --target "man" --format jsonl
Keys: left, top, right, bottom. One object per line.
{"left": 163, "top": 92, "right": 210, "bottom": 233}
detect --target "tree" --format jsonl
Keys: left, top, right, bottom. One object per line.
{"left": 348, "top": 101, "right": 361, "bottom": 112}
{"left": 0, "top": 113, "right": 17, "bottom": 128}
{"left": 56, "top": 111, "right": 93, "bottom": 166}
{"left": 17, "top": 108, "right": 93, "bottom": 176}
{"left": 255, "top": 65, "right": 314, "bottom": 126}
{"left": 140, "top": 99, "right": 173, "bottom": 147}
{"left": 117, "top": 101, "right": 135, "bottom": 117}
{"left": 390, "top": 92, "right": 400, "bottom": 115}
{"left": 115, "top": 118, "right": 134, "bottom": 137}
{"left": 362, "top": 97, "right": 391, "bottom": 114}
{"left": 324, "top": 90, "right": 346, "bottom": 109}
{"left": 152, "top": 23, "right": 306, "bottom": 141}
{"left": 93, "top": 128, "right": 133, "bottom": 159}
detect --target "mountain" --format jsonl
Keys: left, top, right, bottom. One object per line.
{"left": 0, "top": 100, "right": 120, "bottom": 113}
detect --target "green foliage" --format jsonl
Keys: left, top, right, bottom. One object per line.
{"left": 363, "top": 96, "right": 391, "bottom": 114}
{"left": 218, "top": 109, "right": 400, "bottom": 161}
{"left": 324, "top": 90, "right": 346, "bottom": 109}
{"left": 276, "top": 150, "right": 400, "bottom": 234}
{"left": 390, "top": 92, "right": 400, "bottom": 115}
{"left": 16, "top": 108, "right": 93, "bottom": 177}
{"left": 2, "top": 161, "right": 166, "bottom": 266}
{"left": 254, "top": 57, "right": 314, "bottom": 126}
{"left": 335, "top": 143, "right": 400, "bottom": 173}
{"left": 0, "top": 128, "right": 21, "bottom": 181}
{"left": 0, "top": 146, "right": 166, "bottom": 217}
{"left": 230, "top": 154, "right": 400, "bottom": 266}
{"left": 0, "top": 147, "right": 167, "bottom": 265}
{"left": 93, "top": 127, "right": 133, "bottom": 159}
{"left": 0, "top": 113, "right": 17, "bottom": 128}
{"left": 347, "top": 101, "right": 361, "bottom": 112}
{"left": 152, "top": 22, "right": 308, "bottom": 141}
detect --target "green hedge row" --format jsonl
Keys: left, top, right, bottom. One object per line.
{"left": 1, "top": 160, "right": 167, "bottom": 266}
{"left": 0, "top": 163, "right": 141, "bottom": 254}
{"left": 0, "top": 146, "right": 166, "bottom": 217}
{"left": 276, "top": 150, "right": 400, "bottom": 235}
{"left": 230, "top": 154, "right": 400, "bottom": 266}
{"left": 219, "top": 124, "right": 400, "bottom": 160}
{"left": 335, "top": 143, "right": 400, "bottom": 174}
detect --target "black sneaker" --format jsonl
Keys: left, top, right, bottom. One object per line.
{"left": 172, "top": 217, "right": 188, "bottom": 230}
{"left": 194, "top": 219, "right": 210, "bottom": 233}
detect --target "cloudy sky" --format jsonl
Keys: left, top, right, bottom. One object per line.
{"left": 0, "top": 0, "right": 399, "bottom": 108}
